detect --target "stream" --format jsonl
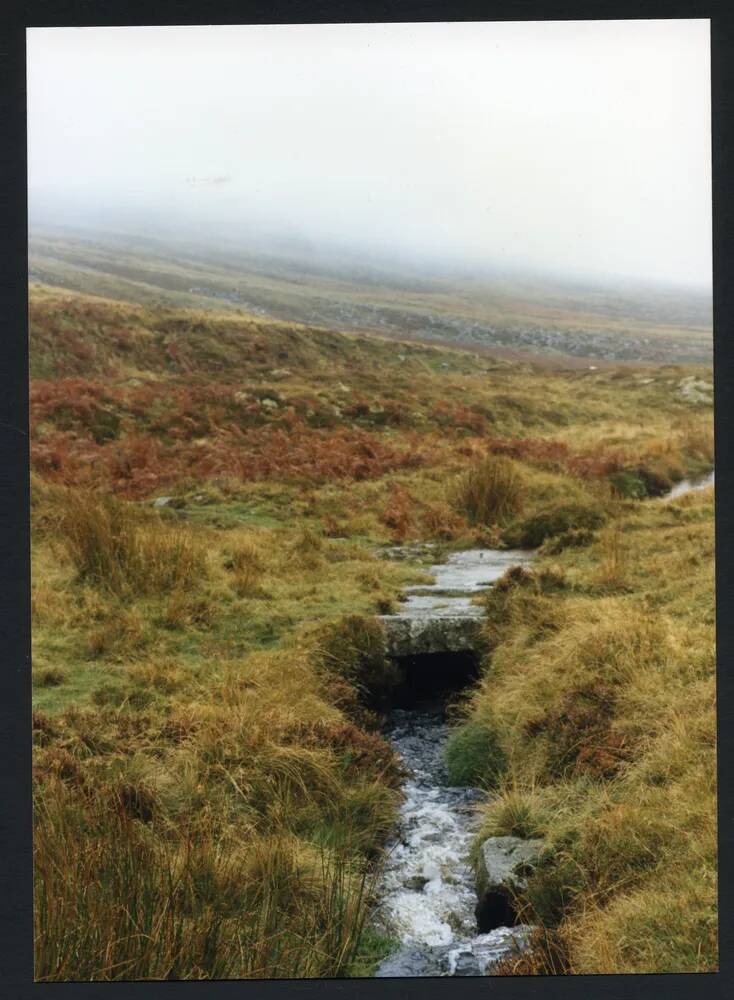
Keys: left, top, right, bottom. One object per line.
{"left": 662, "top": 468, "right": 714, "bottom": 501}
{"left": 374, "top": 706, "right": 533, "bottom": 977}
{"left": 373, "top": 468, "right": 714, "bottom": 978}
{"left": 374, "top": 547, "right": 534, "bottom": 977}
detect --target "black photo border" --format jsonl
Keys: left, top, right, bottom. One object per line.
{"left": 1, "top": 2, "right": 732, "bottom": 998}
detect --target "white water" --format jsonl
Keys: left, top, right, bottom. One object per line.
{"left": 663, "top": 469, "right": 714, "bottom": 501}
{"left": 374, "top": 709, "right": 532, "bottom": 977}
{"left": 374, "top": 546, "right": 534, "bottom": 977}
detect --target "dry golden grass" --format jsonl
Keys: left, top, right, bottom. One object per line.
{"left": 58, "top": 490, "right": 207, "bottom": 597}
{"left": 33, "top": 636, "right": 403, "bottom": 980}
{"left": 450, "top": 454, "right": 523, "bottom": 525}
{"left": 594, "top": 522, "right": 630, "bottom": 590}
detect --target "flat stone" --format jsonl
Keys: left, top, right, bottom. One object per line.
{"left": 379, "top": 615, "right": 483, "bottom": 656}
{"left": 407, "top": 548, "right": 534, "bottom": 594}
{"left": 378, "top": 548, "right": 533, "bottom": 656}
{"left": 389, "top": 595, "right": 485, "bottom": 619}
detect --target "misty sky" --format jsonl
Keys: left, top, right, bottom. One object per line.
{"left": 27, "top": 20, "right": 711, "bottom": 288}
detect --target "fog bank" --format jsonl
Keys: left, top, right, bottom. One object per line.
{"left": 28, "top": 20, "right": 712, "bottom": 288}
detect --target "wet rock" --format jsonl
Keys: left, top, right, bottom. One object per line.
{"left": 474, "top": 925, "right": 535, "bottom": 973}
{"left": 444, "top": 926, "right": 534, "bottom": 975}
{"left": 449, "top": 949, "right": 481, "bottom": 976}
{"left": 404, "top": 875, "right": 430, "bottom": 891}
{"left": 475, "top": 836, "right": 544, "bottom": 931}
{"left": 375, "top": 945, "right": 438, "bottom": 978}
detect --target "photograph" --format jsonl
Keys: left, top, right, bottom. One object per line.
{"left": 27, "top": 19, "right": 716, "bottom": 980}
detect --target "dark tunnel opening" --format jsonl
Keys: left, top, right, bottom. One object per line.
{"left": 389, "top": 650, "right": 480, "bottom": 709}
{"left": 475, "top": 890, "right": 520, "bottom": 933}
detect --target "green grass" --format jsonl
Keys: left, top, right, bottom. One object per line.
{"left": 345, "top": 924, "right": 400, "bottom": 977}
{"left": 445, "top": 720, "right": 507, "bottom": 787}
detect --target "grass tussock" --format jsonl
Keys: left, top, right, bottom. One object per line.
{"left": 34, "top": 778, "right": 377, "bottom": 980}
{"left": 444, "top": 720, "right": 506, "bottom": 787}
{"left": 451, "top": 455, "right": 523, "bottom": 525}
{"left": 58, "top": 490, "right": 206, "bottom": 597}
{"left": 594, "top": 521, "right": 629, "bottom": 591}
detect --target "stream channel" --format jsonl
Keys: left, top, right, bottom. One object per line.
{"left": 372, "top": 469, "right": 714, "bottom": 978}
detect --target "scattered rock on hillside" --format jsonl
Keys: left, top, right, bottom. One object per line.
{"left": 678, "top": 375, "right": 713, "bottom": 404}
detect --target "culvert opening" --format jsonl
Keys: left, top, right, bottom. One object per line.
{"left": 389, "top": 650, "right": 480, "bottom": 709}
{"left": 475, "top": 890, "right": 520, "bottom": 933}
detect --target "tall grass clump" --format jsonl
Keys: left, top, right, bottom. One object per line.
{"left": 451, "top": 455, "right": 522, "bottom": 525}
{"left": 34, "top": 778, "right": 375, "bottom": 981}
{"left": 32, "top": 639, "right": 402, "bottom": 980}
{"left": 58, "top": 490, "right": 206, "bottom": 596}
{"left": 594, "top": 521, "right": 629, "bottom": 590}
{"left": 225, "top": 537, "right": 269, "bottom": 597}
{"left": 314, "top": 615, "right": 401, "bottom": 710}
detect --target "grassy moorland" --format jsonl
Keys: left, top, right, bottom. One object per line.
{"left": 30, "top": 284, "right": 715, "bottom": 979}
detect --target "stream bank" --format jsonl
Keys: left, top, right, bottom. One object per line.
{"left": 371, "top": 468, "right": 714, "bottom": 978}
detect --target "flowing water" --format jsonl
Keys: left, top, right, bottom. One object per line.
{"left": 374, "top": 547, "right": 534, "bottom": 977}
{"left": 663, "top": 469, "right": 715, "bottom": 501}
{"left": 374, "top": 707, "right": 533, "bottom": 977}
